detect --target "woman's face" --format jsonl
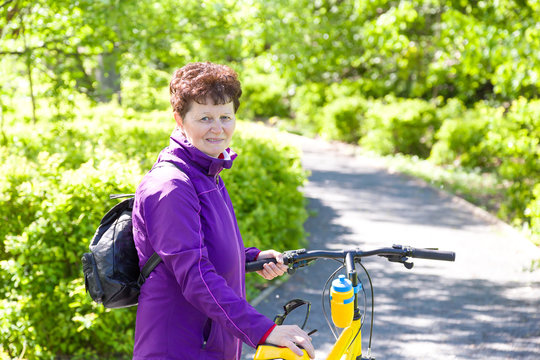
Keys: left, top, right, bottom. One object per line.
{"left": 174, "top": 99, "right": 236, "bottom": 158}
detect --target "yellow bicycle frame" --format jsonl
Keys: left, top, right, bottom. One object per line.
{"left": 253, "top": 317, "right": 362, "bottom": 360}
{"left": 326, "top": 317, "right": 362, "bottom": 360}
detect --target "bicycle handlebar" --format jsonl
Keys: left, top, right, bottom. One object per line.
{"left": 245, "top": 258, "right": 283, "bottom": 272}
{"left": 245, "top": 245, "right": 455, "bottom": 273}
{"left": 408, "top": 247, "right": 455, "bottom": 261}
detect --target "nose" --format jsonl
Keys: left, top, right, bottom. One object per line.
{"left": 210, "top": 120, "right": 223, "bottom": 134}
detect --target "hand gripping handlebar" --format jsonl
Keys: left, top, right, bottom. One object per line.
{"left": 245, "top": 257, "right": 283, "bottom": 273}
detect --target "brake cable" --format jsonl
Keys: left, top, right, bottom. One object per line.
{"left": 357, "top": 259, "right": 374, "bottom": 358}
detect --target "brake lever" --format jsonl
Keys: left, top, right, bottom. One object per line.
{"left": 283, "top": 249, "right": 316, "bottom": 274}
{"left": 382, "top": 254, "right": 414, "bottom": 269}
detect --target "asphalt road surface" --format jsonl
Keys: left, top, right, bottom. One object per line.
{"left": 243, "top": 135, "right": 540, "bottom": 360}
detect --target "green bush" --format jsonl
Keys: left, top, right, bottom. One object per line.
{"left": 320, "top": 96, "right": 367, "bottom": 143}
{"left": 429, "top": 100, "right": 499, "bottom": 168}
{"left": 289, "top": 82, "right": 327, "bottom": 135}
{"left": 429, "top": 98, "right": 539, "bottom": 233}
{"left": 0, "top": 107, "right": 308, "bottom": 359}
{"left": 324, "top": 80, "right": 364, "bottom": 104}
{"left": 527, "top": 184, "right": 540, "bottom": 245}
{"left": 481, "top": 98, "right": 540, "bottom": 224}
{"left": 0, "top": 151, "right": 140, "bottom": 359}
{"left": 237, "top": 67, "right": 290, "bottom": 120}
{"left": 359, "top": 97, "right": 439, "bottom": 157}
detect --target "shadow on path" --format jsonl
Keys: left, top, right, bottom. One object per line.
{"left": 308, "top": 168, "right": 489, "bottom": 230}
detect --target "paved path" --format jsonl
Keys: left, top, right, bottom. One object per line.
{"left": 243, "top": 135, "right": 540, "bottom": 359}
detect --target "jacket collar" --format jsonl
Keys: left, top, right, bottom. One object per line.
{"left": 160, "top": 129, "right": 236, "bottom": 177}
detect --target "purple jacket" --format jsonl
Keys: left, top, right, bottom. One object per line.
{"left": 132, "top": 130, "right": 275, "bottom": 359}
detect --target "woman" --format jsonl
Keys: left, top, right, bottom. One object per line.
{"left": 132, "top": 62, "right": 315, "bottom": 360}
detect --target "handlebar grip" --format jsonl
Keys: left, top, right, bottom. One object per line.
{"left": 245, "top": 258, "right": 278, "bottom": 273}
{"left": 410, "top": 248, "right": 456, "bottom": 262}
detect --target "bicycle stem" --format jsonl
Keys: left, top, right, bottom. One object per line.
{"left": 344, "top": 252, "right": 362, "bottom": 321}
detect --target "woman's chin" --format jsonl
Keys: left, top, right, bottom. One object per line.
{"left": 202, "top": 142, "right": 227, "bottom": 157}
{"left": 202, "top": 148, "right": 224, "bottom": 158}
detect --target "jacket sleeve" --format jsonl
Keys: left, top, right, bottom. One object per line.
{"left": 142, "top": 175, "right": 275, "bottom": 348}
{"left": 245, "top": 247, "right": 261, "bottom": 262}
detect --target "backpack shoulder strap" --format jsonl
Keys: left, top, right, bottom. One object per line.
{"left": 138, "top": 252, "right": 163, "bottom": 286}
{"left": 109, "top": 193, "right": 135, "bottom": 200}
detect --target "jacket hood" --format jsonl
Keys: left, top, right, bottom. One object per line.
{"left": 156, "top": 129, "right": 237, "bottom": 177}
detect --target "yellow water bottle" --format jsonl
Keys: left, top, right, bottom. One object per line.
{"left": 330, "top": 275, "right": 354, "bottom": 328}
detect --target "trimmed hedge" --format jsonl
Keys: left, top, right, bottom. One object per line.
{"left": 0, "top": 105, "right": 307, "bottom": 359}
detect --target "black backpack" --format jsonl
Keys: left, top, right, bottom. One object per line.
{"left": 81, "top": 162, "right": 180, "bottom": 308}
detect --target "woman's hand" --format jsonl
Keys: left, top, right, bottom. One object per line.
{"left": 265, "top": 325, "right": 315, "bottom": 359}
{"left": 256, "top": 250, "right": 288, "bottom": 280}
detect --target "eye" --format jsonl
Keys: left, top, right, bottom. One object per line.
{"left": 221, "top": 116, "right": 232, "bottom": 122}
{"left": 200, "top": 116, "right": 211, "bottom": 122}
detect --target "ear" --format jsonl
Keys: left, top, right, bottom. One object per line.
{"left": 173, "top": 112, "right": 183, "bottom": 130}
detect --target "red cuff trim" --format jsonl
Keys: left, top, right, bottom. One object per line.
{"left": 258, "top": 324, "right": 276, "bottom": 345}
{"left": 254, "top": 250, "right": 262, "bottom": 260}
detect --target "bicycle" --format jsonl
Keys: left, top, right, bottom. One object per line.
{"left": 245, "top": 244, "right": 456, "bottom": 360}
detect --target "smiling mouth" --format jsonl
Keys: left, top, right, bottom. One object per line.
{"left": 206, "top": 138, "right": 224, "bottom": 143}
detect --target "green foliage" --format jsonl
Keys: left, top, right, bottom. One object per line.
{"left": 255, "top": 0, "right": 539, "bottom": 103}
{"left": 429, "top": 100, "right": 498, "bottom": 167}
{"left": 480, "top": 99, "right": 540, "bottom": 224}
{"left": 121, "top": 66, "right": 171, "bottom": 112}
{"left": 0, "top": 105, "right": 307, "bottom": 359}
{"left": 0, "top": 150, "right": 140, "bottom": 359}
{"left": 289, "top": 80, "right": 365, "bottom": 138}
{"left": 359, "top": 97, "right": 439, "bottom": 157}
{"left": 431, "top": 1, "right": 540, "bottom": 102}
{"left": 289, "top": 82, "right": 328, "bottom": 135}
{"left": 2, "top": 0, "right": 539, "bottom": 116}
{"left": 429, "top": 98, "right": 539, "bottom": 233}
{"left": 320, "top": 96, "right": 367, "bottom": 143}
{"left": 237, "top": 64, "right": 290, "bottom": 120}
{"left": 528, "top": 184, "right": 540, "bottom": 246}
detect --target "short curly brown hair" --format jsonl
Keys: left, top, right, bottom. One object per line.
{"left": 169, "top": 62, "right": 242, "bottom": 118}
